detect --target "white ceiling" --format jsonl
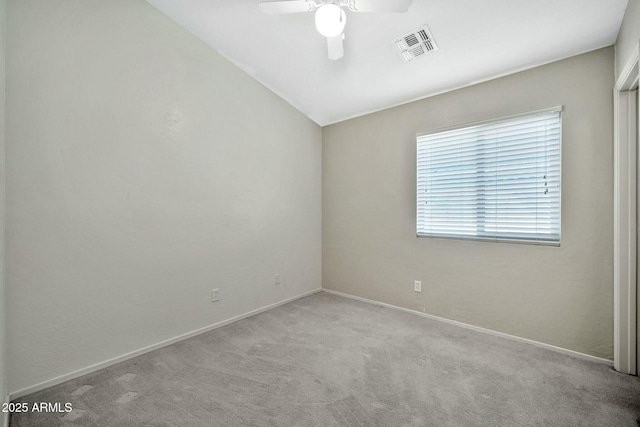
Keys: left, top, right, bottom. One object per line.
{"left": 146, "top": 0, "right": 628, "bottom": 126}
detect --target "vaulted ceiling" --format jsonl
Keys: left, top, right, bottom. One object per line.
{"left": 147, "top": 0, "right": 628, "bottom": 126}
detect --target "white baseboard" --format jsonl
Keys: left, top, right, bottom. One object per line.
{"left": 10, "top": 288, "right": 322, "bottom": 400}
{"left": 322, "top": 288, "right": 613, "bottom": 366}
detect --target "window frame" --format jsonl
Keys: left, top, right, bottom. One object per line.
{"left": 415, "top": 106, "right": 563, "bottom": 246}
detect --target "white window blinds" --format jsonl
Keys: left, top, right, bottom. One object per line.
{"left": 417, "top": 109, "right": 561, "bottom": 245}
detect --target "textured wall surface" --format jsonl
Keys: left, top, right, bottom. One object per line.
{"left": 615, "top": 0, "right": 640, "bottom": 78}
{"left": 323, "top": 48, "right": 615, "bottom": 359}
{"left": 6, "top": 0, "right": 321, "bottom": 393}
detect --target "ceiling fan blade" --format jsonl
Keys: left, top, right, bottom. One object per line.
{"left": 327, "top": 34, "right": 344, "bottom": 60}
{"left": 258, "top": 1, "right": 315, "bottom": 14}
{"left": 351, "top": 0, "right": 412, "bottom": 13}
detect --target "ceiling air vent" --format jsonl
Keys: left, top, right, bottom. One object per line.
{"left": 393, "top": 25, "right": 438, "bottom": 62}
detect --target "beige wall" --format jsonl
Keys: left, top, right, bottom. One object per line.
{"left": 615, "top": 0, "right": 640, "bottom": 78}
{"left": 323, "top": 47, "right": 615, "bottom": 359}
{"left": 0, "top": 0, "right": 5, "bottom": 422}
{"left": 6, "top": 0, "right": 321, "bottom": 394}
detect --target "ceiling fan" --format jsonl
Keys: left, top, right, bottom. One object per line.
{"left": 258, "top": 0, "right": 413, "bottom": 60}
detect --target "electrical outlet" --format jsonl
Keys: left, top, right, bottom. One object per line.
{"left": 274, "top": 274, "right": 281, "bottom": 285}
{"left": 414, "top": 280, "right": 422, "bottom": 293}
{"left": 211, "top": 289, "right": 220, "bottom": 302}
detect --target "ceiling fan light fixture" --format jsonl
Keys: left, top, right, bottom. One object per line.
{"left": 315, "top": 4, "right": 346, "bottom": 37}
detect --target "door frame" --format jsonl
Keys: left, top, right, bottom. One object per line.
{"left": 614, "top": 41, "right": 640, "bottom": 375}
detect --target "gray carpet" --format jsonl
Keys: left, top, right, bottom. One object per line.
{"left": 10, "top": 292, "right": 640, "bottom": 426}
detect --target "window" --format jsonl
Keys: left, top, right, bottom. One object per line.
{"left": 416, "top": 108, "right": 561, "bottom": 245}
